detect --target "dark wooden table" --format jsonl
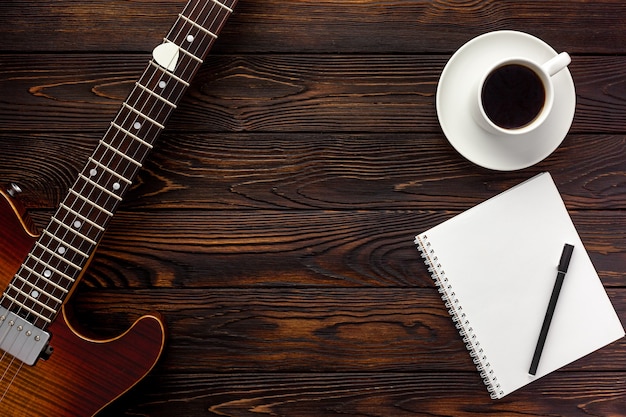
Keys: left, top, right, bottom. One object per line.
{"left": 1, "top": 1, "right": 625, "bottom": 416}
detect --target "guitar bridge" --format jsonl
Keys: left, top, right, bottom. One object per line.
{"left": 0, "top": 307, "right": 51, "bottom": 365}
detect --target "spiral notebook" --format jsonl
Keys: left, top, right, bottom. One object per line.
{"left": 415, "top": 172, "right": 624, "bottom": 399}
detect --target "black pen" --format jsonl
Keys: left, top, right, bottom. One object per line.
{"left": 529, "top": 243, "right": 575, "bottom": 376}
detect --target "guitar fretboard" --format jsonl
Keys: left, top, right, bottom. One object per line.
{"left": 2, "top": 0, "right": 237, "bottom": 330}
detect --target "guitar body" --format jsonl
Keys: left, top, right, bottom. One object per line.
{"left": 0, "top": 2, "right": 239, "bottom": 414}
{"left": 0, "top": 190, "right": 166, "bottom": 416}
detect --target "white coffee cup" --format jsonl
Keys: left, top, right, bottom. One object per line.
{"left": 472, "top": 52, "right": 571, "bottom": 136}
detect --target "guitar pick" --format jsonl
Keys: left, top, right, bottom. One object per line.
{"left": 152, "top": 42, "right": 179, "bottom": 71}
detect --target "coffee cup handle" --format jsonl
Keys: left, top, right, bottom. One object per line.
{"left": 542, "top": 52, "right": 571, "bottom": 77}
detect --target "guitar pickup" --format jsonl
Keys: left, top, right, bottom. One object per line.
{"left": 0, "top": 307, "right": 51, "bottom": 366}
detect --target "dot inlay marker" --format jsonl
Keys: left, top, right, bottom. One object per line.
{"left": 113, "top": 182, "right": 121, "bottom": 191}
{"left": 58, "top": 247, "right": 66, "bottom": 255}
{"left": 133, "top": 121, "right": 142, "bottom": 130}
{"left": 89, "top": 169, "right": 97, "bottom": 177}
{"left": 44, "top": 270, "right": 52, "bottom": 278}
{"left": 73, "top": 220, "right": 82, "bottom": 229}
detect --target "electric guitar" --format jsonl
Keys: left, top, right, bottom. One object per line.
{"left": 0, "top": 1, "right": 237, "bottom": 414}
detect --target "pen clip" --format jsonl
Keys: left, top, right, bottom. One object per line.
{"left": 558, "top": 244, "right": 574, "bottom": 273}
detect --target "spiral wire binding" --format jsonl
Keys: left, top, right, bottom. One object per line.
{"left": 415, "top": 234, "right": 504, "bottom": 399}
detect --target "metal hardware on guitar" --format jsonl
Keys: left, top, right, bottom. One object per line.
{"left": 0, "top": 307, "right": 50, "bottom": 365}
{"left": 6, "top": 183, "right": 22, "bottom": 197}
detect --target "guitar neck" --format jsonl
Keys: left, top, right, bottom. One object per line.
{"left": 2, "top": 0, "right": 237, "bottom": 330}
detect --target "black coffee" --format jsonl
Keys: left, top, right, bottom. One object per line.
{"left": 481, "top": 64, "right": 545, "bottom": 129}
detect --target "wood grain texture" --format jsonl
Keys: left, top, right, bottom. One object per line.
{"left": 1, "top": 56, "right": 626, "bottom": 133}
{"left": 0, "top": 193, "right": 166, "bottom": 416}
{"left": 3, "top": 208, "right": 623, "bottom": 290}
{"left": 101, "top": 372, "right": 626, "bottom": 417}
{"left": 1, "top": 1, "right": 626, "bottom": 54}
{"left": 52, "top": 210, "right": 626, "bottom": 289}
{"left": 70, "top": 288, "right": 626, "bottom": 373}
{"left": 2, "top": 133, "right": 626, "bottom": 210}
{"left": 1, "top": 0, "right": 626, "bottom": 416}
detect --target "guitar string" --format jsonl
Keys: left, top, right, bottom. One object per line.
{"left": 0, "top": 0, "right": 234, "bottom": 402}
{"left": 0, "top": 0, "right": 235, "bottom": 404}
{"left": 4, "top": 0, "right": 227, "bottom": 329}
{"left": 0, "top": 358, "right": 23, "bottom": 404}
{"left": 0, "top": 3, "right": 223, "bottom": 328}
{"left": 0, "top": 0, "right": 201, "bottom": 395}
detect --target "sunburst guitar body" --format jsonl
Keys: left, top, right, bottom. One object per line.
{"left": 0, "top": 189, "right": 165, "bottom": 416}
{"left": 0, "top": 1, "right": 238, "bottom": 414}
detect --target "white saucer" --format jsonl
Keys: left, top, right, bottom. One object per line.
{"left": 436, "top": 31, "right": 576, "bottom": 171}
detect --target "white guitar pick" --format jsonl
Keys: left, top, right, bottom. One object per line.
{"left": 152, "top": 42, "right": 179, "bottom": 71}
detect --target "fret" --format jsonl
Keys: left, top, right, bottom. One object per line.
{"left": 20, "top": 263, "right": 71, "bottom": 292}
{"left": 164, "top": 38, "right": 204, "bottom": 64}
{"left": 50, "top": 218, "right": 97, "bottom": 248}
{"left": 164, "top": 59, "right": 203, "bottom": 89}
{"left": 212, "top": 0, "right": 234, "bottom": 13}
{"left": 174, "top": 59, "right": 201, "bottom": 82}
{"left": 2, "top": 293, "right": 52, "bottom": 324}
{"left": 96, "top": 142, "right": 142, "bottom": 169}
{"left": 134, "top": 82, "right": 177, "bottom": 109}
{"left": 38, "top": 229, "right": 88, "bottom": 263}
{"left": 1, "top": 0, "right": 239, "bottom": 336}
{"left": 150, "top": 61, "right": 190, "bottom": 87}
{"left": 170, "top": 18, "right": 218, "bottom": 64}
{"left": 73, "top": 186, "right": 119, "bottom": 224}
{"left": 57, "top": 201, "right": 107, "bottom": 237}
{"left": 121, "top": 88, "right": 176, "bottom": 142}
{"left": 69, "top": 189, "right": 114, "bottom": 217}
{"left": 79, "top": 173, "right": 124, "bottom": 202}
{"left": 24, "top": 254, "right": 75, "bottom": 285}
{"left": 72, "top": 171, "right": 127, "bottom": 218}
{"left": 110, "top": 122, "right": 154, "bottom": 150}
{"left": 183, "top": 0, "right": 233, "bottom": 31}
{"left": 7, "top": 284, "right": 58, "bottom": 313}
{"left": 105, "top": 123, "right": 159, "bottom": 164}
{"left": 167, "top": 22, "right": 215, "bottom": 74}
{"left": 31, "top": 237, "right": 86, "bottom": 284}
{"left": 166, "top": 2, "right": 233, "bottom": 83}
{"left": 122, "top": 103, "right": 165, "bottom": 129}
{"left": 59, "top": 203, "right": 106, "bottom": 232}
{"left": 178, "top": 14, "right": 218, "bottom": 39}
{"left": 14, "top": 278, "right": 63, "bottom": 305}
{"left": 88, "top": 139, "right": 144, "bottom": 184}
{"left": 18, "top": 259, "right": 72, "bottom": 305}
{"left": 88, "top": 157, "right": 133, "bottom": 185}
{"left": 43, "top": 228, "right": 90, "bottom": 258}
{"left": 35, "top": 242, "right": 81, "bottom": 271}
{"left": 138, "top": 64, "right": 185, "bottom": 105}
